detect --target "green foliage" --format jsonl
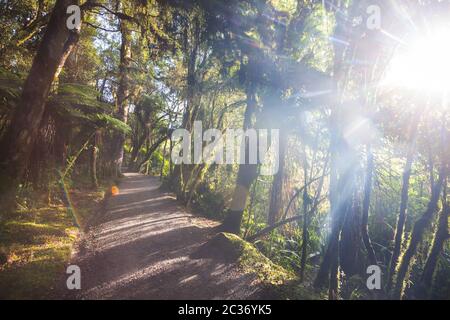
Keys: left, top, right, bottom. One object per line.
{"left": 208, "top": 233, "right": 322, "bottom": 299}
{"left": 210, "top": 232, "right": 295, "bottom": 285}
{"left": 0, "top": 68, "right": 23, "bottom": 111}
{"left": 0, "top": 177, "right": 106, "bottom": 299}
{"left": 431, "top": 256, "right": 450, "bottom": 300}
{"left": 95, "top": 114, "right": 131, "bottom": 134}
{"left": 49, "top": 83, "right": 130, "bottom": 133}
{"left": 190, "top": 181, "right": 227, "bottom": 220}
{"left": 0, "top": 205, "right": 77, "bottom": 299}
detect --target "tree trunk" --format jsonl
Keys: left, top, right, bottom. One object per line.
{"left": 185, "top": 164, "right": 208, "bottom": 207}
{"left": 314, "top": 163, "right": 355, "bottom": 289}
{"left": 113, "top": 9, "right": 132, "bottom": 177}
{"left": 137, "top": 135, "right": 169, "bottom": 170}
{"left": 243, "top": 179, "right": 258, "bottom": 239}
{"left": 314, "top": 30, "right": 345, "bottom": 290}
{"left": 392, "top": 168, "right": 446, "bottom": 299}
{"left": 129, "top": 136, "right": 142, "bottom": 170}
{"left": 0, "top": 0, "right": 81, "bottom": 201}
{"left": 171, "top": 19, "right": 200, "bottom": 198}
{"left": 267, "top": 128, "right": 287, "bottom": 225}
{"left": 387, "top": 147, "right": 414, "bottom": 291}
{"left": 160, "top": 139, "right": 168, "bottom": 180}
{"left": 299, "top": 145, "right": 311, "bottom": 282}
{"left": 417, "top": 184, "right": 449, "bottom": 298}
{"left": 314, "top": 121, "right": 341, "bottom": 289}
{"left": 221, "top": 84, "right": 257, "bottom": 235}
{"left": 339, "top": 191, "right": 362, "bottom": 277}
{"left": 90, "top": 129, "right": 101, "bottom": 188}
{"left": 247, "top": 189, "right": 326, "bottom": 243}
{"left": 300, "top": 188, "right": 310, "bottom": 282}
{"left": 362, "top": 146, "right": 377, "bottom": 265}
{"left": 387, "top": 112, "right": 420, "bottom": 291}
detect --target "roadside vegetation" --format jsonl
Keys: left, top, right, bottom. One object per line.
{"left": 0, "top": 177, "right": 110, "bottom": 299}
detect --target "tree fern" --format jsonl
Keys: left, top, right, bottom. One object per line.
{"left": 48, "top": 83, "right": 130, "bottom": 133}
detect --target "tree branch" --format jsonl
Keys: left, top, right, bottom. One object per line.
{"left": 85, "top": 21, "right": 120, "bottom": 33}
{"left": 246, "top": 196, "right": 326, "bottom": 242}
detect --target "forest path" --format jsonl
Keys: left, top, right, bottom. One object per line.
{"left": 67, "top": 173, "right": 261, "bottom": 299}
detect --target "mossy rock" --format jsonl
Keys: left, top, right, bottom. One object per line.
{"left": 191, "top": 232, "right": 246, "bottom": 262}
{"left": 192, "top": 233, "right": 293, "bottom": 286}
{"left": 192, "top": 232, "right": 323, "bottom": 300}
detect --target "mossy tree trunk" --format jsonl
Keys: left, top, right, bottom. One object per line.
{"left": 387, "top": 125, "right": 418, "bottom": 291}
{"left": 0, "top": 0, "right": 81, "bottom": 204}
{"left": 113, "top": 8, "right": 132, "bottom": 177}
{"left": 90, "top": 129, "right": 101, "bottom": 188}
{"left": 171, "top": 18, "right": 200, "bottom": 199}
{"left": 417, "top": 183, "right": 449, "bottom": 298}
{"left": 392, "top": 167, "right": 446, "bottom": 299}
{"left": 313, "top": 3, "right": 349, "bottom": 293}
{"left": 267, "top": 128, "right": 287, "bottom": 226}
{"left": 361, "top": 146, "right": 377, "bottom": 266}
{"left": 221, "top": 83, "right": 258, "bottom": 235}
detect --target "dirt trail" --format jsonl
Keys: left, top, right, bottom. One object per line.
{"left": 66, "top": 173, "right": 261, "bottom": 300}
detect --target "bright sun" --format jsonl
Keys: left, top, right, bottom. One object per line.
{"left": 384, "top": 28, "right": 450, "bottom": 95}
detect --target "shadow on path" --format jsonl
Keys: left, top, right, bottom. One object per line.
{"left": 66, "top": 173, "right": 261, "bottom": 300}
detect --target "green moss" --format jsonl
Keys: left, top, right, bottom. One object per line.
{"left": 220, "top": 233, "right": 294, "bottom": 285}
{"left": 0, "top": 185, "right": 105, "bottom": 299}
{"left": 0, "top": 208, "right": 76, "bottom": 299}
{"left": 214, "top": 233, "right": 323, "bottom": 300}
{"left": 0, "top": 246, "right": 72, "bottom": 299}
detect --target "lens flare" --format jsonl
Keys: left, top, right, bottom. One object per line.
{"left": 111, "top": 186, "right": 120, "bottom": 196}
{"left": 383, "top": 27, "right": 450, "bottom": 95}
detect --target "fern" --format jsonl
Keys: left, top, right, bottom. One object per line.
{"left": 94, "top": 114, "right": 131, "bottom": 133}
{"left": 48, "top": 83, "right": 130, "bottom": 133}
{"left": 0, "top": 71, "right": 130, "bottom": 133}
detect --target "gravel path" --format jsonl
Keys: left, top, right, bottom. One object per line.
{"left": 66, "top": 173, "right": 261, "bottom": 300}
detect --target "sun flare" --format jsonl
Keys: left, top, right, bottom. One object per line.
{"left": 384, "top": 27, "right": 450, "bottom": 95}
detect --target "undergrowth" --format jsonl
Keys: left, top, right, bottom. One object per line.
{"left": 218, "top": 233, "right": 324, "bottom": 300}
{"left": 0, "top": 178, "right": 110, "bottom": 299}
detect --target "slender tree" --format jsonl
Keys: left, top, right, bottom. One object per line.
{"left": 112, "top": 1, "right": 133, "bottom": 177}
{"left": 362, "top": 146, "right": 377, "bottom": 265}
{"left": 417, "top": 180, "right": 449, "bottom": 298}
{"left": 392, "top": 166, "right": 447, "bottom": 299}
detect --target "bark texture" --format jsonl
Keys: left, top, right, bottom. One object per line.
{"left": 113, "top": 10, "right": 132, "bottom": 177}
{"left": 392, "top": 169, "right": 446, "bottom": 299}
{"left": 0, "top": 0, "right": 81, "bottom": 201}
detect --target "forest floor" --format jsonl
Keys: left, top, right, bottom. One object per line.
{"left": 0, "top": 185, "right": 106, "bottom": 299}
{"left": 63, "top": 173, "right": 268, "bottom": 299}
